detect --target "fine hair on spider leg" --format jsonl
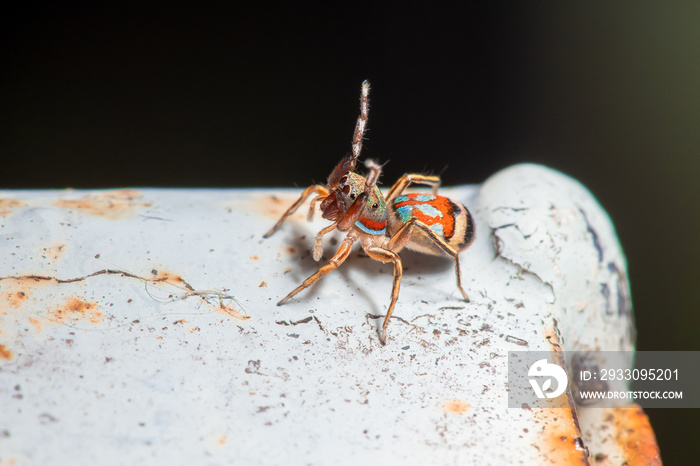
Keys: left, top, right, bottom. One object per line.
{"left": 352, "top": 80, "right": 370, "bottom": 161}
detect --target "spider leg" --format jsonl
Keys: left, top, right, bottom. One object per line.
{"left": 351, "top": 81, "right": 370, "bottom": 161}
{"left": 312, "top": 222, "right": 338, "bottom": 261}
{"left": 278, "top": 231, "right": 358, "bottom": 305}
{"left": 307, "top": 195, "right": 325, "bottom": 221}
{"left": 263, "top": 185, "right": 330, "bottom": 238}
{"left": 388, "top": 219, "right": 469, "bottom": 302}
{"left": 385, "top": 174, "right": 441, "bottom": 203}
{"left": 364, "top": 245, "right": 403, "bottom": 344}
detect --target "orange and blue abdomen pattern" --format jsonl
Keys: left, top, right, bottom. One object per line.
{"left": 388, "top": 193, "right": 475, "bottom": 254}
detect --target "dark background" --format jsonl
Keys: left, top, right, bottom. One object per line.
{"left": 3, "top": 2, "right": 698, "bottom": 463}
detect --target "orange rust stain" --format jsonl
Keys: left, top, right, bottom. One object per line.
{"left": 40, "top": 243, "right": 67, "bottom": 263}
{"left": 217, "top": 435, "right": 227, "bottom": 445}
{"left": 443, "top": 399, "right": 470, "bottom": 414}
{"left": 542, "top": 324, "right": 564, "bottom": 349}
{"left": 0, "top": 344, "right": 14, "bottom": 360}
{"left": 151, "top": 270, "right": 187, "bottom": 284}
{"left": 52, "top": 190, "right": 151, "bottom": 219}
{"left": 536, "top": 322, "right": 588, "bottom": 464}
{"left": 28, "top": 317, "right": 43, "bottom": 333}
{"left": 219, "top": 304, "right": 250, "bottom": 321}
{"left": 52, "top": 298, "right": 104, "bottom": 325}
{"left": 2, "top": 288, "right": 30, "bottom": 309}
{"left": 259, "top": 281, "right": 267, "bottom": 288}
{"left": 250, "top": 255, "right": 259, "bottom": 261}
{"left": 0, "top": 199, "right": 26, "bottom": 216}
{"left": 612, "top": 405, "right": 662, "bottom": 465}
{"left": 538, "top": 408, "right": 589, "bottom": 465}
{"left": 149, "top": 268, "right": 250, "bottom": 322}
{"left": 256, "top": 193, "right": 295, "bottom": 218}
{"left": 224, "top": 193, "right": 293, "bottom": 219}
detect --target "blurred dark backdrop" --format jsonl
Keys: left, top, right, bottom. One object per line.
{"left": 2, "top": 2, "right": 698, "bottom": 463}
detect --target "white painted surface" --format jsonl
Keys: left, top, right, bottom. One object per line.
{"left": 0, "top": 164, "right": 635, "bottom": 465}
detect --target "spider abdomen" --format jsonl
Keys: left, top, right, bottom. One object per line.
{"left": 388, "top": 193, "right": 475, "bottom": 255}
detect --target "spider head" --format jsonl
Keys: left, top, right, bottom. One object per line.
{"left": 320, "top": 156, "right": 366, "bottom": 221}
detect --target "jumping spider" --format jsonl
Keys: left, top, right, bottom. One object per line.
{"left": 264, "top": 81, "right": 475, "bottom": 343}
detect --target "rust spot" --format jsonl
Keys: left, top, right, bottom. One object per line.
{"left": 0, "top": 267, "right": 251, "bottom": 326}
{"left": 286, "top": 247, "right": 297, "bottom": 255}
{"left": 40, "top": 243, "right": 67, "bottom": 263}
{"left": 259, "top": 281, "right": 267, "bottom": 288}
{"left": 217, "top": 435, "right": 227, "bottom": 445}
{"left": 538, "top": 408, "right": 589, "bottom": 464}
{"left": 218, "top": 304, "right": 250, "bottom": 321}
{"left": 250, "top": 255, "right": 259, "bottom": 261}
{"left": 52, "top": 190, "right": 151, "bottom": 219}
{"left": 2, "top": 288, "right": 30, "bottom": 308}
{"left": 612, "top": 405, "right": 662, "bottom": 465}
{"left": 28, "top": 317, "right": 43, "bottom": 333}
{"left": 580, "top": 403, "right": 661, "bottom": 465}
{"left": 148, "top": 268, "right": 250, "bottom": 322}
{"left": 0, "top": 344, "right": 14, "bottom": 360}
{"left": 263, "top": 193, "right": 292, "bottom": 217}
{"left": 244, "top": 192, "right": 312, "bottom": 220}
{"left": 52, "top": 298, "right": 104, "bottom": 325}
{"left": 536, "top": 321, "right": 589, "bottom": 464}
{"left": 443, "top": 399, "right": 470, "bottom": 414}
{"left": 151, "top": 270, "right": 187, "bottom": 284}
{"left": 0, "top": 199, "right": 26, "bottom": 216}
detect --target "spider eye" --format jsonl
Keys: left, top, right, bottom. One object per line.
{"left": 350, "top": 193, "right": 357, "bottom": 200}
{"left": 372, "top": 202, "right": 379, "bottom": 209}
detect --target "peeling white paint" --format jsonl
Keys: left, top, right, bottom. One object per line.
{"left": 0, "top": 165, "right": 643, "bottom": 465}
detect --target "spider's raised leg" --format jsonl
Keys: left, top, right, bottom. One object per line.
{"left": 263, "top": 185, "right": 330, "bottom": 238}
{"left": 278, "top": 231, "right": 358, "bottom": 305}
{"left": 388, "top": 219, "right": 470, "bottom": 302}
{"left": 363, "top": 245, "right": 403, "bottom": 344}
{"left": 351, "top": 81, "right": 371, "bottom": 161}
{"left": 385, "top": 174, "right": 441, "bottom": 203}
